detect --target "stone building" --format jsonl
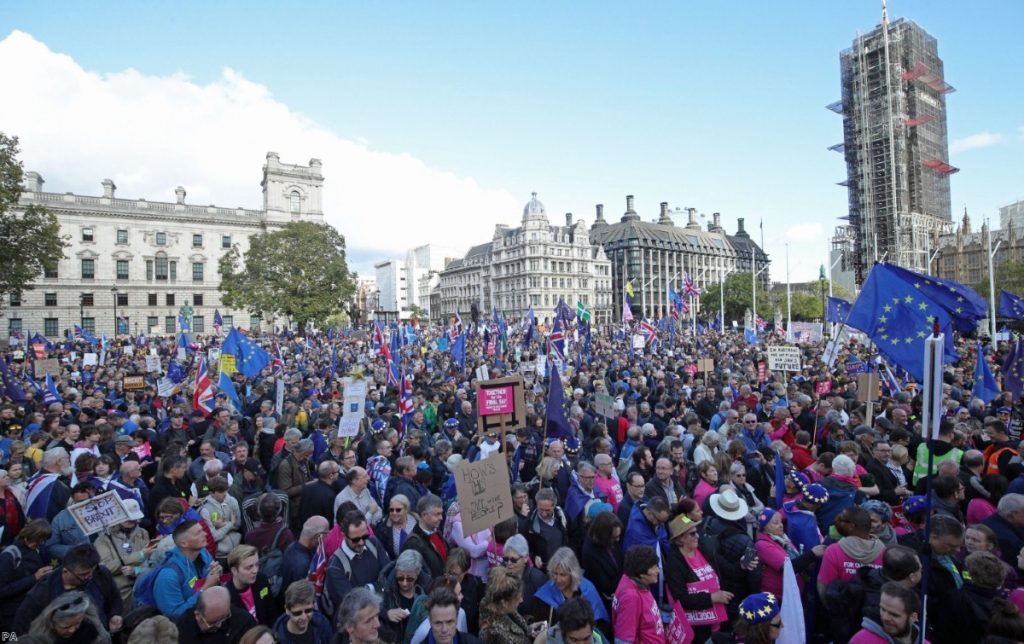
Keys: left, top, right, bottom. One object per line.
{"left": 4, "top": 152, "right": 325, "bottom": 337}
{"left": 934, "top": 210, "right": 1024, "bottom": 287}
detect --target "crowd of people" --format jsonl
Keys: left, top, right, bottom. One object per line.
{"left": 1, "top": 318, "right": 1023, "bottom": 644}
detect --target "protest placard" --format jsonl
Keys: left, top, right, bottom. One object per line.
{"left": 632, "top": 334, "right": 646, "bottom": 350}
{"left": 219, "top": 354, "right": 236, "bottom": 376}
{"left": 766, "top": 345, "right": 802, "bottom": 372}
{"left": 68, "top": 491, "right": 130, "bottom": 536}
{"left": 475, "top": 365, "right": 489, "bottom": 382}
{"left": 475, "top": 375, "right": 527, "bottom": 437}
{"left": 145, "top": 355, "right": 161, "bottom": 373}
{"left": 82, "top": 353, "right": 98, "bottom": 367}
{"left": 454, "top": 453, "right": 515, "bottom": 535}
{"left": 592, "top": 392, "right": 617, "bottom": 419}
{"left": 122, "top": 375, "right": 145, "bottom": 390}
{"left": 338, "top": 378, "right": 367, "bottom": 437}
{"left": 157, "top": 377, "right": 176, "bottom": 397}
{"left": 34, "top": 358, "right": 60, "bottom": 378}
{"left": 276, "top": 379, "right": 285, "bottom": 414}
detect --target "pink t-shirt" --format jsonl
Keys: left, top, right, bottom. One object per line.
{"left": 239, "top": 585, "right": 257, "bottom": 620}
{"left": 595, "top": 474, "right": 624, "bottom": 511}
{"left": 612, "top": 575, "right": 666, "bottom": 644}
{"left": 817, "top": 541, "right": 884, "bottom": 589}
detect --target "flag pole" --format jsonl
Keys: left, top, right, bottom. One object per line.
{"left": 918, "top": 321, "right": 945, "bottom": 644}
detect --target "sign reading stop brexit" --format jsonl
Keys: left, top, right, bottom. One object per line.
{"left": 68, "top": 491, "right": 131, "bottom": 536}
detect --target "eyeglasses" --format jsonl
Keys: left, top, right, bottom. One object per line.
{"left": 388, "top": 507, "right": 404, "bottom": 513}
{"left": 396, "top": 575, "right": 417, "bottom": 583}
{"left": 348, "top": 535, "right": 369, "bottom": 543}
{"left": 68, "top": 566, "right": 96, "bottom": 583}
{"left": 289, "top": 608, "right": 314, "bottom": 617}
{"left": 502, "top": 556, "right": 522, "bottom": 565}
{"left": 744, "top": 420, "right": 757, "bottom": 424}
{"left": 198, "top": 612, "right": 229, "bottom": 629}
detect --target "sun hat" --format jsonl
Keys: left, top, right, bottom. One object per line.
{"left": 709, "top": 488, "right": 749, "bottom": 522}
{"left": 667, "top": 514, "right": 702, "bottom": 542}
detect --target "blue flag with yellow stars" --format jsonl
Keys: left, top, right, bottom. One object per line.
{"left": 881, "top": 264, "right": 987, "bottom": 332}
{"left": 826, "top": 296, "right": 853, "bottom": 324}
{"left": 846, "top": 263, "right": 960, "bottom": 382}
{"left": 1003, "top": 339, "right": 1024, "bottom": 400}
{"left": 998, "top": 290, "right": 1024, "bottom": 321}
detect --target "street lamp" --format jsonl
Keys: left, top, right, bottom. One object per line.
{"left": 819, "top": 264, "right": 828, "bottom": 340}
{"left": 79, "top": 293, "right": 85, "bottom": 330}
{"left": 111, "top": 286, "right": 119, "bottom": 337}
{"left": 372, "top": 289, "right": 381, "bottom": 322}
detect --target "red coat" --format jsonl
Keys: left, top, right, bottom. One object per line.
{"left": 791, "top": 444, "right": 815, "bottom": 471}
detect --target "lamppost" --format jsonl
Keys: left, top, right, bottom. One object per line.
{"left": 372, "top": 289, "right": 381, "bottom": 322}
{"left": 819, "top": 264, "right": 828, "bottom": 340}
{"left": 111, "top": 286, "right": 119, "bottom": 337}
{"left": 79, "top": 293, "right": 85, "bottom": 330}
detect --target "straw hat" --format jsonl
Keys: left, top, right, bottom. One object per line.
{"left": 709, "top": 488, "right": 749, "bottom": 522}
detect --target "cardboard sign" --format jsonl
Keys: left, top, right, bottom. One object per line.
{"left": 219, "top": 354, "right": 236, "bottom": 376}
{"left": 475, "top": 375, "right": 527, "bottom": 435}
{"left": 857, "top": 373, "right": 880, "bottom": 403}
{"left": 454, "top": 453, "right": 516, "bottom": 535}
{"left": 34, "top": 358, "right": 60, "bottom": 378}
{"left": 697, "top": 358, "right": 715, "bottom": 373}
{"left": 145, "top": 355, "right": 161, "bottom": 373}
{"left": 767, "top": 346, "right": 802, "bottom": 372}
{"left": 475, "top": 365, "right": 489, "bottom": 382}
{"left": 480, "top": 384, "right": 515, "bottom": 416}
{"left": 632, "top": 334, "right": 646, "bottom": 350}
{"left": 82, "top": 353, "right": 98, "bottom": 367}
{"left": 338, "top": 379, "right": 368, "bottom": 437}
{"left": 68, "top": 491, "right": 130, "bottom": 536}
{"left": 592, "top": 392, "right": 617, "bottom": 418}
{"left": 122, "top": 375, "right": 146, "bottom": 390}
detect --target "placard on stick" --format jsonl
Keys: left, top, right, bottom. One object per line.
{"left": 856, "top": 373, "right": 880, "bottom": 403}
{"left": 454, "top": 453, "right": 515, "bottom": 535}
{"left": 68, "top": 490, "right": 130, "bottom": 536}
{"left": 34, "top": 358, "right": 60, "bottom": 378}
{"left": 767, "top": 345, "right": 802, "bottom": 372}
{"left": 474, "top": 375, "right": 527, "bottom": 437}
{"left": 122, "top": 375, "right": 145, "bottom": 390}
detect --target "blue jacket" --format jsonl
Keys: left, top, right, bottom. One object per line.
{"left": 564, "top": 479, "right": 606, "bottom": 522}
{"left": 153, "top": 546, "right": 213, "bottom": 619}
{"left": 983, "top": 511, "right": 1024, "bottom": 568}
{"left": 273, "top": 610, "right": 333, "bottom": 644}
{"left": 783, "top": 501, "right": 823, "bottom": 555}
{"left": 816, "top": 477, "right": 861, "bottom": 535}
{"left": 738, "top": 426, "right": 770, "bottom": 454}
{"left": 622, "top": 503, "right": 669, "bottom": 554}
{"left": 45, "top": 507, "right": 91, "bottom": 561}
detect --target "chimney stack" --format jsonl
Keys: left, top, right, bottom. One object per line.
{"left": 658, "top": 202, "right": 674, "bottom": 225}
{"left": 23, "top": 171, "right": 43, "bottom": 193}
{"left": 596, "top": 204, "right": 605, "bottom": 221}
{"left": 712, "top": 212, "right": 721, "bottom": 231}
{"left": 626, "top": 195, "right": 635, "bottom": 214}
{"left": 737, "top": 217, "right": 746, "bottom": 233}
{"left": 687, "top": 207, "right": 698, "bottom": 227}
{"left": 566, "top": 213, "right": 573, "bottom": 227}
{"left": 175, "top": 186, "right": 187, "bottom": 204}
{"left": 101, "top": 179, "right": 116, "bottom": 199}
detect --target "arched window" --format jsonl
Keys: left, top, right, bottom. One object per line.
{"left": 290, "top": 191, "right": 301, "bottom": 214}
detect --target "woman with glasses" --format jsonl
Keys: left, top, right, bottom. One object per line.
{"left": 528, "top": 547, "right": 610, "bottom": 639}
{"left": 725, "top": 592, "right": 784, "bottom": 644}
{"left": 480, "top": 567, "right": 533, "bottom": 644}
{"left": 692, "top": 462, "right": 719, "bottom": 509}
{"left": 379, "top": 549, "right": 427, "bottom": 642}
{"left": 726, "top": 463, "right": 764, "bottom": 538}
{"left": 27, "top": 590, "right": 112, "bottom": 644}
{"left": 611, "top": 545, "right": 665, "bottom": 644}
{"left": 272, "top": 580, "right": 333, "bottom": 644}
{"left": 581, "top": 511, "right": 623, "bottom": 620}
{"left": 377, "top": 494, "right": 416, "bottom": 561}
{"left": 664, "top": 514, "right": 731, "bottom": 642}
{"left": 502, "top": 534, "right": 546, "bottom": 616}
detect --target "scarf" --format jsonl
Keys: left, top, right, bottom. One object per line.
{"left": 769, "top": 532, "right": 799, "bottom": 559}
{"left": 1, "top": 488, "right": 22, "bottom": 536}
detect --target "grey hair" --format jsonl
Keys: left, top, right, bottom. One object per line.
{"left": 547, "top": 547, "right": 582, "bottom": 592}
{"left": 203, "top": 458, "right": 223, "bottom": 474}
{"left": 295, "top": 438, "right": 314, "bottom": 455}
{"left": 702, "top": 432, "right": 720, "bottom": 446}
{"left": 504, "top": 534, "right": 529, "bottom": 557}
{"left": 594, "top": 453, "right": 612, "bottom": 467}
{"left": 577, "top": 462, "right": 596, "bottom": 475}
{"left": 998, "top": 493, "right": 1024, "bottom": 518}
{"left": 28, "top": 591, "right": 101, "bottom": 638}
{"left": 395, "top": 548, "right": 424, "bottom": 573}
{"left": 832, "top": 454, "right": 856, "bottom": 477}
{"left": 718, "top": 401, "right": 732, "bottom": 412}
{"left": 390, "top": 494, "right": 410, "bottom": 512}
{"left": 284, "top": 428, "right": 302, "bottom": 441}
{"left": 337, "top": 587, "right": 383, "bottom": 630}
{"left": 416, "top": 493, "right": 442, "bottom": 515}
{"left": 729, "top": 462, "right": 746, "bottom": 476}
{"left": 42, "top": 446, "right": 69, "bottom": 468}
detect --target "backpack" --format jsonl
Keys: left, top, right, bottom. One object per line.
{"left": 260, "top": 524, "right": 290, "bottom": 597}
{"left": 1, "top": 545, "right": 21, "bottom": 569}
{"left": 320, "top": 540, "right": 379, "bottom": 616}
{"left": 132, "top": 559, "right": 184, "bottom": 609}
{"left": 821, "top": 566, "right": 870, "bottom": 644}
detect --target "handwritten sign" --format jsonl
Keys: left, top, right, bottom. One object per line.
{"left": 122, "top": 375, "right": 145, "bottom": 390}
{"left": 145, "top": 355, "right": 161, "bottom": 373}
{"left": 34, "top": 358, "right": 60, "bottom": 378}
{"left": 767, "top": 346, "right": 802, "bottom": 372}
{"left": 480, "top": 385, "right": 515, "bottom": 416}
{"left": 82, "top": 353, "right": 98, "bottom": 367}
{"left": 338, "top": 379, "right": 367, "bottom": 437}
{"left": 454, "top": 453, "right": 515, "bottom": 535}
{"left": 219, "top": 354, "right": 236, "bottom": 376}
{"left": 68, "top": 491, "right": 130, "bottom": 536}
{"left": 592, "top": 392, "right": 617, "bottom": 419}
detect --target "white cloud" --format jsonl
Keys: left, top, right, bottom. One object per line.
{"left": 0, "top": 31, "right": 520, "bottom": 275}
{"left": 950, "top": 131, "right": 1003, "bottom": 154}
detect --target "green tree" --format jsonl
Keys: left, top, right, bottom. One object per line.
{"left": 219, "top": 221, "right": 356, "bottom": 330}
{"left": 975, "top": 260, "right": 1024, "bottom": 301}
{"left": 699, "top": 272, "right": 774, "bottom": 324}
{"left": 0, "top": 133, "right": 69, "bottom": 308}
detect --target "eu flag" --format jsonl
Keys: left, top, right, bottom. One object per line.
{"left": 1003, "top": 339, "right": 1024, "bottom": 400}
{"left": 846, "top": 263, "right": 960, "bottom": 382}
{"left": 545, "top": 364, "right": 573, "bottom": 441}
{"left": 881, "top": 264, "right": 986, "bottom": 332}
{"left": 218, "top": 369, "right": 242, "bottom": 412}
{"left": 999, "top": 290, "right": 1024, "bottom": 321}
{"left": 221, "top": 327, "right": 272, "bottom": 378}
{"left": 826, "top": 296, "right": 853, "bottom": 324}
{"left": 972, "top": 342, "right": 1000, "bottom": 405}
{"left": 451, "top": 332, "right": 466, "bottom": 373}
{"left": 0, "top": 356, "right": 27, "bottom": 403}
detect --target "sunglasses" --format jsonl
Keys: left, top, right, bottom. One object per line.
{"left": 396, "top": 575, "right": 417, "bottom": 583}
{"left": 769, "top": 620, "right": 783, "bottom": 629}
{"left": 388, "top": 507, "right": 404, "bottom": 513}
{"left": 502, "top": 556, "right": 522, "bottom": 565}
{"left": 57, "top": 595, "right": 88, "bottom": 612}
{"left": 348, "top": 535, "right": 368, "bottom": 543}
{"left": 289, "top": 608, "right": 314, "bottom": 617}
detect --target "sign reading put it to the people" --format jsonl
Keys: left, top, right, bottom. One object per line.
{"left": 68, "top": 490, "right": 131, "bottom": 536}
{"left": 454, "top": 452, "right": 515, "bottom": 535}
{"left": 766, "top": 345, "right": 802, "bottom": 372}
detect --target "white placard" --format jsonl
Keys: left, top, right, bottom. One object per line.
{"left": 632, "top": 334, "right": 646, "bottom": 350}
{"left": 208, "top": 348, "right": 221, "bottom": 364}
{"left": 145, "top": 355, "right": 161, "bottom": 373}
{"left": 149, "top": 347, "right": 159, "bottom": 356}
{"left": 68, "top": 491, "right": 130, "bottom": 536}
{"left": 177, "top": 347, "right": 186, "bottom": 361}
{"left": 82, "top": 353, "right": 98, "bottom": 366}
{"left": 536, "top": 356, "right": 547, "bottom": 377}
{"left": 157, "top": 377, "right": 176, "bottom": 397}
{"left": 338, "top": 379, "right": 367, "bottom": 438}
{"left": 767, "top": 345, "right": 803, "bottom": 372}
{"left": 476, "top": 365, "right": 489, "bottom": 382}
{"left": 275, "top": 379, "right": 285, "bottom": 414}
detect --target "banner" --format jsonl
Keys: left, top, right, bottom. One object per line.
{"left": 454, "top": 453, "right": 515, "bottom": 535}
{"left": 767, "top": 346, "right": 802, "bottom": 372}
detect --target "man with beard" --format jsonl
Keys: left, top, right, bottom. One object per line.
{"left": 850, "top": 582, "right": 924, "bottom": 644}
{"left": 24, "top": 446, "right": 73, "bottom": 521}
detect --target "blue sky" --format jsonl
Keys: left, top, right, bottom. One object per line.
{"left": 3, "top": 1, "right": 1022, "bottom": 282}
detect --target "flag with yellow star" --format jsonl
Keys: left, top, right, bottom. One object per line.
{"left": 847, "top": 263, "right": 960, "bottom": 382}
{"left": 998, "top": 290, "right": 1024, "bottom": 321}
{"left": 1003, "top": 338, "right": 1024, "bottom": 400}
{"left": 883, "top": 263, "right": 988, "bottom": 332}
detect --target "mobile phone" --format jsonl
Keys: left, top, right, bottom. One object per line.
{"left": 740, "top": 545, "right": 758, "bottom": 568}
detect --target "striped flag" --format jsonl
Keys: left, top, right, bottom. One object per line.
{"left": 193, "top": 356, "right": 215, "bottom": 416}
{"left": 308, "top": 536, "right": 328, "bottom": 602}
{"left": 25, "top": 472, "right": 60, "bottom": 520}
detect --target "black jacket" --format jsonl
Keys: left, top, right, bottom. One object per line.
{"left": 150, "top": 474, "right": 191, "bottom": 521}
{"left": 0, "top": 540, "right": 46, "bottom": 625}
{"left": 14, "top": 565, "right": 123, "bottom": 634}
{"left": 931, "top": 581, "right": 1000, "bottom": 644}
{"left": 400, "top": 524, "right": 446, "bottom": 579}
{"left": 298, "top": 479, "right": 339, "bottom": 527}
{"left": 226, "top": 572, "right": 276, "bottom": 626}
{"left": 175, "top": 604, "right": 256, "bottom": 643}
{"left": 581, "top": 536, "right": 622, "bottom": 617}
{"left": 865, "top": 457, "right": 902, "bottom": 505}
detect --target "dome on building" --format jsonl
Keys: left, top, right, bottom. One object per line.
{"left": 522, "top": 191, "right": 547, "bottom": 222}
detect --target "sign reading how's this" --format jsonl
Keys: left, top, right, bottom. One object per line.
{"left": 454, "top": 453, "right": 515, "bottom": 535}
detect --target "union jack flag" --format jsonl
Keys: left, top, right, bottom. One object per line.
{"left": 640, "top": 320, "right": 658, "bottom": 346}
{"left": 308, "top": 536, "right": 328, "bottom": 602}
{"left": 271, "top": 342, "right": 285, "bottom": 377}
{"left": 192, "top": 355, "right": 215, "bottom": 416}
{"left": 388, "top": 360, "right": 400, "bottom": 389}
{"left": 25, "top": 471, "right": 60, "bottom": 519}
{"left": 755, "top": 316, "right": 767, "bottom": 331}
{"left": 548, "top": 318, "right": 565, "bottom": 362}
{"left": 684, "top": 272, "right": 702, "bottom": 297}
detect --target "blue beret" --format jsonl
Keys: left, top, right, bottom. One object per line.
{"left": 738, "top": 592, "right": 780, "bottom": 624}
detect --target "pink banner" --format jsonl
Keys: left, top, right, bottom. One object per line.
{"left": 480, "top": 385, "right": 515, "bottom": 416}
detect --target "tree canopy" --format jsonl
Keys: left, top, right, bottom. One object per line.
{"left": 0, "top": 132, "right": 69, "bottom": 309}
{"left": 218, "top": 221, "right": 356, "bottom": 331}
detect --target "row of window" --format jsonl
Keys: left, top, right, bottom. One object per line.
{"left": 84, "top": 227, "right": 233, "bottom": 249}
{"left": 8, "top": 314, "right": 241, "bottom": 337}
{"left": 8, "top": 292, "right": 211, "bottom": 307}
{"left": 74, "top": 259, "right": 205, "bottom": 282}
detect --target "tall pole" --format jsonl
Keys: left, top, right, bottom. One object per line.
{"left": 112, "top": 288, "right": 118, "bottom": 337}
{"left": 720, "top": 269, "right": 727, "bottom": 332}
{"left": 786, "top": 244, "right": 792, "bottom": 341}
{"left": 820, "top": 265, "right": 828, "bottom": 340}
{"left": 988, "top": 219, "right": 1002, "bottom": 352}
{"left": 752, "top": 250, "right": 757, "bottom": 330}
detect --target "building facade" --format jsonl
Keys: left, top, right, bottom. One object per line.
{"left": 1000, "top": 200, "right": 1024, "bottom": 231}
{"left": 438, "top": 193, "right": 613, "bottom": 325}
{"left": 590, "top": 196, "right": 766, "bottom": 321}
{"left": 372, "top": 244, "right": 454, "bottom": 321}
{"left": 832, "top": 13, "right": 954, "bottom": 285}
{"left": 934, "top": 211, "right": 1024, "bottom": 288}
{"left": 5, "top": 152, "right": 325, "bottom": 338}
